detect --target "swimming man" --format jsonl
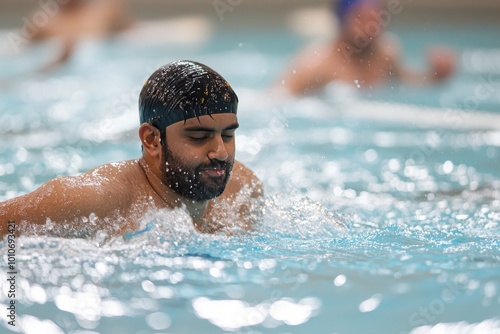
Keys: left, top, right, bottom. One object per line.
{"left": 30, "top": 0, "right": 134, "bottom": 72}
{"left": 0, "top": 60, "right": 263, "bottom": 237}
{"left": 278, "top": 0, "right": 455, "bottom": 95}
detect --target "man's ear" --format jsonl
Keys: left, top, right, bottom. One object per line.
{"left": 139, "top": 123, "right": 163, "bottom": 158}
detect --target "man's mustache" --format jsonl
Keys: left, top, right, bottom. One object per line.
{"left": 199, "top": 160, "right": 231, "bottom": 170}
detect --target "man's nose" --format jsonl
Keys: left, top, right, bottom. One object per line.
{"left": 207, "top": 135, "right": 228, "bottom": 161}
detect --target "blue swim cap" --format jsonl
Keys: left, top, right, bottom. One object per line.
{"left": 139, "top": 60, "right": 238, "bottom": 132}
{"left": 334, "top": 0, "right": 380, "bottom": 24}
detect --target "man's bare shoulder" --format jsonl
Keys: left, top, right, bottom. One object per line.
{"left": 203, "top": 161, "right": 264, "bottom": 233}
{"left": 226, "top": 160, "right": 263, "bottom": 199}
{"left": 44, "top": 159, "right": 138, "bottom": 196}
{"left": 0, "top": 159, "right": 143, "bottom": 236}
{"left": 299, "top": 40, "right": 336, "bottom": 59}
{"left": 79, "top": 159, "right": 140, "bottom": 184}
{"left": 282, "top": 40, "right": 339, "bottom": 95}
{"left": 378, "top": 34, "right": 401, "bottom": 62}
{"left": 1, "top": 160, "right": 138, "bottom": 206}
{"left": 71, "top": 159, "right": 146, "bottom": 206}
{"left": 291, "top": 40, "right": 338, "bottom": 73}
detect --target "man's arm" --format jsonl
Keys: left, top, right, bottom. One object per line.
{"left": 0, "top": 166, "right": 133, "bottom": 238}
{"left": 386, "top": 37, "right": 456, "bottom": 85}
{"left": 39, "top": 37, "right": 77, "bottom": 73}
{"left": 276, "top": 42, "right": 334, "bottom": 96}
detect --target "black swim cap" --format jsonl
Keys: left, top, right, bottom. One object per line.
{"left": 139, "top": 60, "right": 238, "bottom": 132}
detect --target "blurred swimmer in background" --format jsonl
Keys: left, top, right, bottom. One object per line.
{"left": 278, "top": 0, "right": 456, "bottom": 96}
{"left": 27, "top": 0, "right": 134, "bottom": 72}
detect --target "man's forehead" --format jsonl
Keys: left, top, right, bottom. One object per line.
{"left": 168, "top": 113, "right": 238, "bottom": 131}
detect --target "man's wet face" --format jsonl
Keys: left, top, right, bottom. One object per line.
{"left": 161, "top": 113, "right": 238, "bottom": 201}
{"left": 343, "top": 2, "right": 384, "bottom": 46}
{"left": 161, "top": 142, "right": 233, "bottom": 201}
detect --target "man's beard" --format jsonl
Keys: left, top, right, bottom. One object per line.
{"left": 161, "top": 142, "right": 233, "bottom": 201}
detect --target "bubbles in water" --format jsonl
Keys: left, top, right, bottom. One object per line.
{"left": 141, "top": 280, "right": 155, "bottom": 292}
{"left": 19, "top": 315, "right": 65, "bottom": 334}
{"left": 409, "top": 318, "right": 500, "bottom": 334}
{"left": 334, "top": 274, "right": 347, "bottom": 287}
{"left": 192, "top": 296, "right": 321, "bottom": 330}
{"left": 358, "top": 294, "right": 382, "bottom": 313}
{"left": 146, "top": 312, "right": 171, "bottom": 330}
{"left": 269, "top": 298, "right": 320, "bottom": 326}
{"left": 261, "top": 194, "right": 347, "bottom": 239}
{"left": 364, "top": 149, "right": 378, "bottom": 163}
{"left": 27, "top": 284, "right": 47, "bottom": 304}
{"left": 441, "top": 160, "right": 454, "bottom": 174}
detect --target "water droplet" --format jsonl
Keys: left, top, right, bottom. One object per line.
{"left": 359, "top": 294, "right": 382, "bottom": 313}
{"left": 334, "top": 275, "right": 347, "bottom": 287}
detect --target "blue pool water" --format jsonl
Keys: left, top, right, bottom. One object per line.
{"left": 1, "top": 22, "right": 500, "bottom": 333}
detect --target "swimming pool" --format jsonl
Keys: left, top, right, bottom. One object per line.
{"left": 1, "top": 21, "right": 500, "bottom": 333}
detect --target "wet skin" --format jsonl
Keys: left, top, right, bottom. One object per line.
{"left": 0, "top": 114, "right": 263, "bottom": 237}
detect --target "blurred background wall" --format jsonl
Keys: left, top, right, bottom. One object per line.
{"left": 1, "top": 0, "right": 500, "bottom": 30}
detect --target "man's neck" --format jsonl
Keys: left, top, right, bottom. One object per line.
{"left": 337, "top": 34, "right": 377, "bottom": 60}
{"left": 138, "top": 157, "right": 208, "bottom": 222}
